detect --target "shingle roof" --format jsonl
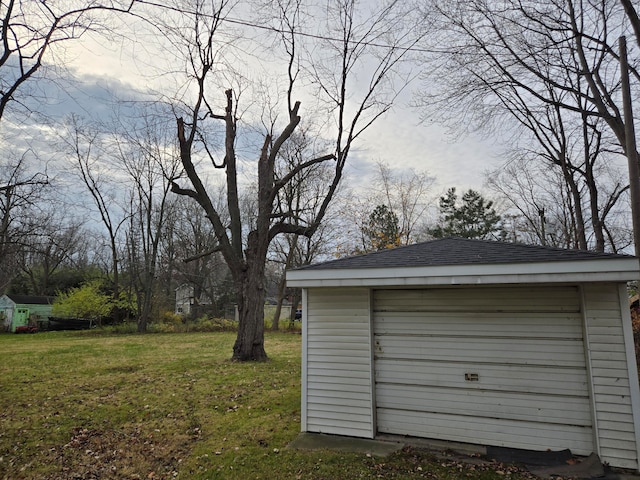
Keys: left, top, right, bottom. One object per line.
{"left": 296, "top": 237, "right": 634, "bottom": 271}
{"left": 5, "top": 294, "right": 55, "bottom": 305}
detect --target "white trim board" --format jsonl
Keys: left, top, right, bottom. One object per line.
{"left": 287, "top": 258, "right": 640, "bottom": 288}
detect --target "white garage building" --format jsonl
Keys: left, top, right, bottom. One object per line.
{"left": 286, "top": 238, "right": 640, "bottom": 470}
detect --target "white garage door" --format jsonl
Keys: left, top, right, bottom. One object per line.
{"left": 373, "top": 286, "right": 595, "bottom": 455}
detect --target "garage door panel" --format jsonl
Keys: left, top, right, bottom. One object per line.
{"left": 375, "top": 312, "right": 583, "bottom": 337}
{"left": 375, "top": 385, "right": 592, "bottom": 425}
{"left": 373, "top": 287, "right": 593, "bottom": 454}
{"left": 377, "top": 409, "right": 594, "bottom": 455}
{"left": 374, "top": 287, "right": 580, "bottom": 313}
{"left": 375, "top": 360, "right": 589, "bottom": 396}
{"left": 375, "top": 336, "right": 587, "bottom": 367}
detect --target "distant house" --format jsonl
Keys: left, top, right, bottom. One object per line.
{"left": 0, "top": 294, "right": 54, "bottom": 332}
{"left": 175, "top": 284, "right": 213, "bottom": 317}
{"left": 175, "top": 284, "right": 195, "bottom": 316}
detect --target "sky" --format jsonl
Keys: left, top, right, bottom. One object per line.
{"left": 354, "top": 105, "right": 500, "bottom": 192}
{"left": 3, "top": 0, "right": 506, "bottom": 215}
{"left": 51, "top": 2, "right": 502, "bottom": 197}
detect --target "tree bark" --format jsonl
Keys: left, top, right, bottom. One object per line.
{"left": 232, "top": 238, "right": 267, "bottom": 361}
{"left": 620, "top": 35, "right": 640, "bottom": 256}
{"left": 271, "top": 276, "right": 285, "bottom": 332}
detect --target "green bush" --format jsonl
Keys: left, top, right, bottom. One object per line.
{"left": 284, "top": 320, "right": 302, "bottom": 333}
{"left": 145, "top": 315, "right": 238, "bottom": 334}
{"left": 191, "top": 316, "right": 238, "bottom": 332}
{"left": 158, "top": 311, "right": 184, "bottom": 325}
{"left": 151, "top": 322, "right": 178, "bottom": 334}
{"left": 53, "top": 280, "right": 112, "bottom": 319}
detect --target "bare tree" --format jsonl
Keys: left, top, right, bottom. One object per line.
{"left": 488, "top": 154, "right": 631, "bottom": 251}
{"left": 373, "top": 161, "right": 434, "bottom": 245}
{"left": 167, "top": 0, "right": 420, "bottom": 360}
{"left": 17, "top": 212, "right": 85, "bottom": 295}
{"left": 164, "top": 194, "right": 231, "bottom": 319}
{"left": 61, "top": 115, "right": 130, "bottom": 309}
{"left": 418, "top": 0, "right": 636, "bottom": 252}
{"left": 489, "top": 157, "right": 592, "bottom": 248}
{"left": 0, "top": 153, "right": 49, "bottom": 292}
{"left": 267, "top": 129, "right": 343, "bottom": 329}
{"left": 1, "top": 1, "right": 140, "bottom": 294}
{"left": 117, "top": 113, "right": 182, "bottom": 332}
{"left": 335, "top": 161, "right": 433, "bottom": 256}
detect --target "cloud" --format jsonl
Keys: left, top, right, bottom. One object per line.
{"left": 355, "top": 99, "right": 501, "bottom": 193}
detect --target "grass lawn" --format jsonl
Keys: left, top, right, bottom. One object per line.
{"left": 0, "top": 331, "right": 535, "bottom": 480}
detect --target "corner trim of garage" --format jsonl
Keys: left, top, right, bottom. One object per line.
{"left": 618, "top": 284, "right": 640, "bottom": 470}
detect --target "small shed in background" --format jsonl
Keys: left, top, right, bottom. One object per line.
{"left": 0, "top": 294, "right": 54, "bottom": 332}
{"left": 286, "top": 238, "right": 640, "bottom": 471}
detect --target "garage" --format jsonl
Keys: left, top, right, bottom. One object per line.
{"left": 373, "top": 286, "right": 593, "bottom": 454}
{"left": 286, "top": 237, "right": 640, "bottom": 470}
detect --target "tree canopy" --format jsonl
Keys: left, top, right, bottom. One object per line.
{"left": 360, "top": 204, "right": 402, "bottom": 253}
{"left": 430, "top": 188, "right": 503, "bottom": 240}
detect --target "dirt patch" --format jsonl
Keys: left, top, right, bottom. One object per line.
{"left": 37, "top": 426, "right": 191, "bottom": 480}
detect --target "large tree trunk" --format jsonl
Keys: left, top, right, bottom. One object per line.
{"left": 233, "top": 271, "right": 268, "bottom": 361}
{"left": 232, "top": 236, "right": 268, "bottom": 361}
{"left": 137, "top": 283, "right": 153, "bottom": 333}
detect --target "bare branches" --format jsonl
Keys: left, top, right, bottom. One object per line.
{"left": 0, "top": 151, "right": 54, "bottom": 291}
{"left": 174, "top": 115, "right": 232, "bottom": 255}
{"left": 170, "top": 180, "right": 198, "bottom": 200}
{"left": 0, "top": 0, "right": 139, "bottom": 122}
{"left": 0, "top": 174, "right": 48, "bottom": 193}
{"left": 273, "top": 153, "right": 335, "bottom": 193}
{"left": 621, "top": 0, "right": 640, "bottom": 47}
{"left": 182, "top": 245, "right": 223, "bottom": 263}
{"left": 419, "top": 0, "right": 636, "bottom": 251}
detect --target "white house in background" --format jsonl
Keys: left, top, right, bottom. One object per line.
{"left": 175, "top": 284, "right": 195, "bottom": 316}
{"left": 175, "top": 284, "right": 214, "bottom": 317}
{"left": 286, "top": 237, "right": 640, "bottom": 471}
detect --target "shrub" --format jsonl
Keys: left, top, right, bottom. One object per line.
{"left": 53, "top": 281, "right": 112, "bottom": 319}
{"left": 97, "top": 322, "right": 139, "bottom": 335}
{"left": 151, "top": 322, "right": 178, "bottom": 334}
{"left": 189, "top": 316, "right": 237, "bottom": 332}
{"left": 145, "top": 315, "right": 238, "bottom": 334}
{"left": 158, "top": 311, "right": 184, "bottom": 325}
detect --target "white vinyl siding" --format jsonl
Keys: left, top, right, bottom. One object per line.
{"left": 373, "top": 286, "right": 595, "bottom": 455}
{"left": 583, "top": 283, "right": 640, "bottom": 470}
{"left": 304, "top": 287, "right": 374, "bottom": 438}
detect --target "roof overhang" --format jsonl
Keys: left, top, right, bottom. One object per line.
{"left": 286, "top": 257, "right": 640, "bottom": 288}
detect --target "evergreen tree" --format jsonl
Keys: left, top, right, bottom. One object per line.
{"left": 430, "top": 188, "right": 503, "bottom": 240}
{"left": 361, "top": 205, "right": 402, "bottom": 252}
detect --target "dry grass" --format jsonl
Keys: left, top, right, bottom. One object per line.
{"left": 0, "top": 331, "right": 536, "bottom": 480}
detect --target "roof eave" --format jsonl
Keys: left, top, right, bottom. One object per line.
{"left": 286, "top": 258, "right": 640, "bottom": 288}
